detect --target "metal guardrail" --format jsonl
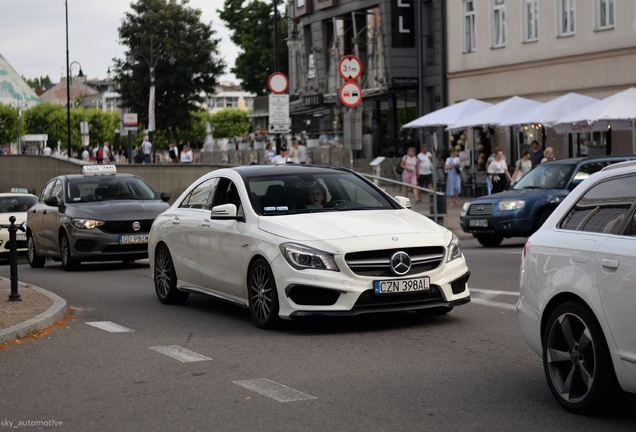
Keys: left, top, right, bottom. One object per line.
{"left": 358, "top": 173, "right": 445, "bottom": 196}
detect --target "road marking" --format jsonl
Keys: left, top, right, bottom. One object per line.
{"left": 149, "top": 345, "right": 212, "bottom": 363}
{"left": 85, "top": 321, "right": 134, "bottom": 333}
{"left": 233, "top": 378, "right": 317, "bottom": 403}
{"left": 469, "top": 288, "right": 518, "bottom": 311}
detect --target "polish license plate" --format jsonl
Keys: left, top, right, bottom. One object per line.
{"left": 469, "top": 219, "right": 488, "bottom": 227}
{"left": 373, "top": 277, "right": 430, "bottom": 295}
{"left": 119, "top": 234, "right": 148, "bottom": 245}
{"left": 16, "top": 233, "right": 26, "bottom": 241}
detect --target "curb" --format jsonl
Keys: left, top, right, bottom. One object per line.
{"left": 0, "top": 282, "right": 68, "bottom": 345}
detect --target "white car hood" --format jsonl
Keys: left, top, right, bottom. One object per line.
{"left": 258, "top": 209, "right": 444, "bottom": 241}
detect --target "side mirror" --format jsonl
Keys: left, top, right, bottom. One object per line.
{"left": 210, "top": 203, "right": 238, "bottom": 219}
{"left": 394, "top": 195, "right": 411, "bottom": 209}
{"left": 44, "top": 196, "right": 60, "bottom": 207}
{"left": 160, "top": 192, "right": 171, "bottom": 202}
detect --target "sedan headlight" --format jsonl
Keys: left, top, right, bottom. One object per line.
{"left": 447, "top": 233, "right": 462, "bottom": 262}
{"left": 498, "top": 200, "right": 526, "bottom": 211}
{"left": 71, "top": 219, "right": 105, "bottom": 230}
{"left": 462, "top": 202, "right": 471, "bottom": 212}
{"left": 279, "top": 243, "right": 339, "bottom": 272}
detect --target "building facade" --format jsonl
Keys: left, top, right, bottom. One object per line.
{"left": 446, "top": 0, "right": 636, "bottom": 159}
{"left": 288, "top": 0, "right": 447, "bottom": 158}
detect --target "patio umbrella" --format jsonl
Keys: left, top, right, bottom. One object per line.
{"left": 402, "top": 98, "right": 492, "bottom": 128}
{"left": 554, "top": 87, "right": 636, "bottom": 153}
{"left": 499, "top": 93, "right": 598, "bottom": 127}
{"left": 448, "top": 96, "right": 543, "bottom": 131}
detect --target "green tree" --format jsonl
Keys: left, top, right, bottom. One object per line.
{"left": 22, "top": 75, "right": 52, "bottom": 90}
{"left": 209, "top": 108, "right": 250, "bottom": 138}
{"left": 0, "top": 104, "right": 18, "bottom": 145}
{"left": 113, "top": 0, "right": 225, "bottom": 144}
{"left": 219, "top": 0, "right": 288, "bottom": 96}
{"left": 22, "top": 103, "right": 66, "bottom": 148}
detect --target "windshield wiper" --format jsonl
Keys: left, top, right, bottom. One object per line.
{"left": 520, "top": 186, "right": 543, "bottom": 189}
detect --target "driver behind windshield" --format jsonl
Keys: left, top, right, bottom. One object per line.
{"left": 107, "top": 184, "right": 122, "bottom": 198}
{"left": 304, "top": 182, "right": 327, "bottom": 208}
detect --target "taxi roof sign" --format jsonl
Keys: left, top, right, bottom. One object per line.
{"left": 82, "top": 165, "right": 117, "bottom": 176}
{"left": 10, "top": 188, "right": 29, "bottom": 193}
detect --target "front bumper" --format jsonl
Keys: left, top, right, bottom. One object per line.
{"left": 461, "top": 213, "right": 534, "bottom": 237}
{"left": 67, "top": 225, "right": 150, "bottom": 262}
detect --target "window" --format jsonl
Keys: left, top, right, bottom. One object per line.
{"left": 40, "top": 181, "right": 56, "bottom": 201}
{"left": 180, "top": 178, "right": 217, "bottom": 209}
{"left": 560, "top": 176, "right": 636, "bottom": 234}
{"left": 598, "top": 0, "right": 615, "bottom": 29}
{"left": 558, "top": 0, "right": 575, "bottom": 36}
{"left": 492, "top": 0, "right": 506, "bottom": 47}
{"left": 463, "top": 0, "right": 476, "bottom": 52}
{"left": 523, "top": 0, "right": 539, "bottom": 42}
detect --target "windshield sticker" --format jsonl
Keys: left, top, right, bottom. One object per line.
{"left": 264, "top": 207, "right": 277, "bottom": 211}
{"left": 276, "top": 206, "right": 288, "bottom": 211}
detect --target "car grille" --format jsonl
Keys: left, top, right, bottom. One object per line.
{"left": 345, "top": 247, "right": 445, "bottom": 277}
{"left": 467, "top": 203, "right": 493, "bottom": 216}
{"left": 353, "top": 285, "right": 444, "bottom": 309}
{"left": 100, "top": 219, "right": 154, "bottom": 234}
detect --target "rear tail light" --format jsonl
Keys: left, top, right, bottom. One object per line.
{"left": 522, "top": 240, "right": 531, "bottom": 263}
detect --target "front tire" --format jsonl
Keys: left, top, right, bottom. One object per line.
{"left": 154, "top": 244, "right": 189, "bottom": 305}
{"left": 60, "top": 233, "right": 79, "bottom": 271}
{"left": 476, "top": 234, "right": 504, "bottom": 247}
{"left": 542, "top": 301, "right": 623, "bottom": 415}
{"left": 248, "top": 258, "right": 280, "bottom": 329}
{"left": 27, "top": 235, "right": 45, "bottom": 268}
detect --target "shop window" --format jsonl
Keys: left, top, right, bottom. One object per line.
{"left": 523, "top": 0, "right": 539, "bottom": 42}
{"left": 492, "top": 0, "right": 506, "bottom": 47}
{"left": 558, "top": 0, "right": 575, "bottom": 36}
{"left": 463, "top": 0, "right": 476, "bottom": 53}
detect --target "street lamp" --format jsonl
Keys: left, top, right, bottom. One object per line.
{"left": 127, "top": 36, "right": 176, "bottom": 148}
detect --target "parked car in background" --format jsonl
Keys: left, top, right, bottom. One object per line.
{"left": 0, "top": 189, "right": 38, "bottom": 260}
{"left": 461, "top": 155, "right": 636, "bottom": 246}
{"left": 517, "top": 160, "right": 636, "bottom": 414}
{"left": 26, "top": 165, "right": 170, "bottom": 270}
{"left": 149, "top": 165, "right": 471, "bottom": 329}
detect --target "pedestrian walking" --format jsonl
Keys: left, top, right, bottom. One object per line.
{"left": 445, "top": 149, "right": 462, "bottom": 206}
{"left": 141, "top": 137, "right": 153, "bottom": 164}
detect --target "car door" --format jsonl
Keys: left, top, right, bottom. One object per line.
{"left": 591, "top": 175, "right": 636, "bottom": 378}
{"left": 42, "top": 179, "right": 65, "bottom": 255}
{"left": 165, "top": 178, "right": 217, "bottom": 286}
{"left": 28, "top": 180, "right": 55, "bottom": 253}
{"left": 198, "top": 177, "right": 248, "bottom": 301}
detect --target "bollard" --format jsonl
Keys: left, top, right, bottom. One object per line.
{"left": 7, "top": 216, "right": 24, "bottom": 302}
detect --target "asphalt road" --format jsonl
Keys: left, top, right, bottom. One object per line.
{"left": 1, "top": 238, "right": 635, "bottom": 431}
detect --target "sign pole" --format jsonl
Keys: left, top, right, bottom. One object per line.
{"left": 349, "top": 107, "right": 354, "bottom": 170}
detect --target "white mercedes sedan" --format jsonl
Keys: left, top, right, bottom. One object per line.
{"left": 518, "top": 160, "right": 636, "bottom": 415}
{"left": 149, "top": 165, "right": 470, "bottom": 329}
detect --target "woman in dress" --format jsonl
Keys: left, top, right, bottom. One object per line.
{"left": 487, "top": 150, "right": 512, "bottom": 194}
{"left": 288, "top": 140, "right": 301, "bottom": 164}
{"left": 264, "top": 142, "right": 275, "bottom": 164}
{"left": 400, "top": 147, "right": 421, "bottom": 203}
{"left": 445, "top": 149, "right": 461, "bottom": 206}
{"left": 512, "top": 150, "right": 532, "bottom": 184}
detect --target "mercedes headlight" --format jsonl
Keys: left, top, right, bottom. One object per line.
{"left": 447, "top": 233, "right": 462, "bottom": 262}
{"left": 72, "top": 219, "right": 105, "bottom": 230}
{"left": 279, "top": 243, "right": 339, "bottom": 271}
{"left": 498, "top": 200, "right": 526, "bottom": 211}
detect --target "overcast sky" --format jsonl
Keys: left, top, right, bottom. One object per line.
{"left": 0, "top": 0, "right": 238, "bottom": 84}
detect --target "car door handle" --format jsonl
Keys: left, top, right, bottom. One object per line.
{"left": 201, "top": 220, "right": 211, "bottom": 228}
{"left": 170, "top": 217, "right": 180, "bottom": 225}
{"left": 602, "top": 259, "right": 619, "bottom": 269}
{"left": 42, "top": 210, "right": 47, "bottom": 215}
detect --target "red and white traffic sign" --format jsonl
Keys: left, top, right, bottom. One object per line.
{"left": 339, "top": 81, "right": 363, "bottom": 108}
{"left": 268, "top": 72, "right": 289, "bottom": 94}
{"left": 338, "top": 55, "right": 363, "bottom": 81}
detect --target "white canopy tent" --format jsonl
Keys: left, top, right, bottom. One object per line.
{"left": 448, "top": 96, "right": 543, "bottom": 131}
{"left": 403, "top": 98, "right": 492, "bottom": 128}
{"left": 555, "top": 87, "right": 636, "bottom": 154}
{"left": 499, "top": 93, "right": 599, "bottom": 127}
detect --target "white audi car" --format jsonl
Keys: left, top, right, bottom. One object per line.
{"left": 518, "top": 160, "right": 636, "bottom": 415}
{"left": 149, "top": 165, "right": 470, "bottom": 329}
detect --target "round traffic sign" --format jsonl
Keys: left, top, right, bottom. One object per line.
{"left": 338, "top": 55, "right": 363, "bottom": 81}
{"left": 339, "top": 81, "right": 363, "bottom": 108}
{"left": 268, "top": 72, "right": 289, "bottom": 94}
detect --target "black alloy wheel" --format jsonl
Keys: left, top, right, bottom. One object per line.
{"left": 542, "top": 301, "right": 623, "bottom": 415}
{"left": 154, "top": 244, "right": 189, "bottom": 305}
{"left": 248, "top": 258, "right": 280, "bottom": 329}
{"left": 60, "top": 233, "right": 79, "bottom": 271}
{"left": 27, "top": 235, "right": 45, "bottom": 268}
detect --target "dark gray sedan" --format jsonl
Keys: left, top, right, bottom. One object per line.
{"left": 26, "top": 165, "right": 170, "bottom": 270}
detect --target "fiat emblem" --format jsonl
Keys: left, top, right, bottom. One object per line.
{"left": 390, "top": 251, "right": 411, "bottom": 276}
{"left": 132, "top": 221, "right": 141, "bottom": 231}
